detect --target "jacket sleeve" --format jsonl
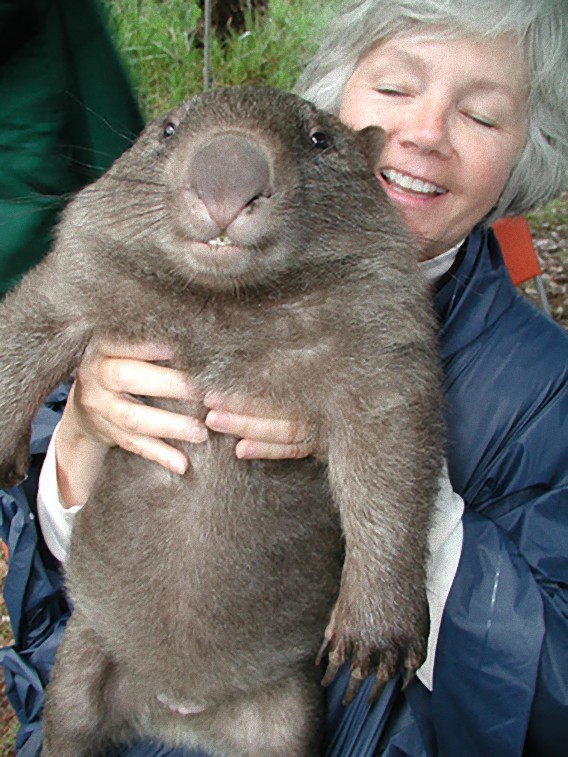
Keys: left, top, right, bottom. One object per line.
{"left": 433, "top": 470, "right": 568, "bottom": 756}
{"left": 437, "top": 287, "right": 568, "bottom": 756}
{"left": 432, "top": 509, "right": 545, "bottom": 755}
{"left": 0, "top": 387, "right": 70, "bottom": 754}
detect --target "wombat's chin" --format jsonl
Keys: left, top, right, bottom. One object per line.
{"left": 173, "top": 240, "right": 271, "bottom": 288}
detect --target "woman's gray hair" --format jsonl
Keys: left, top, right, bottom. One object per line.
{"left": 295, "top": 0, "right": 568, "bottom": 221}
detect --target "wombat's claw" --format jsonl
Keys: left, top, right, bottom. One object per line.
{"left": 367, "top": 677, "right": 387, "bottom": 705}
{"left": 364, "top": 664, "right": 413, "bottom": 705}
{"left": 401, "top": 667, "right": 416, "bottom": 691}
{"left": 342, "top": 670, "right": 365, "bottom": 705}
{"left": 321, "top": 659, "right": 341, "bottom": 688}
{"left": 316, "top": 634, "right": 341, "bottom": 687}
{"left": 315, "top": 636, "right": 330, "bottom": 668}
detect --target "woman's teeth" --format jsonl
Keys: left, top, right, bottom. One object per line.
{"left": 381, "top": 169, "right": 446, "bottom": 196}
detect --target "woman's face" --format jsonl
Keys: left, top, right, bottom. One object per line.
{"left": 339, "top": 33, "right": 529, "bottom": 259}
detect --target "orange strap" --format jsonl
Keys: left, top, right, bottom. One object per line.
{"left": 492, "top": 216, "right": 542, "bottom": 286}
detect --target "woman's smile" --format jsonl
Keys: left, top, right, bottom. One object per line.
{"left": 378, "top": 167, "right": 448, "bottom": 200}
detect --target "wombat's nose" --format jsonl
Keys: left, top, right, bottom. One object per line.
{"left": 187, "top": 134, "right": 272, "bottom": 230}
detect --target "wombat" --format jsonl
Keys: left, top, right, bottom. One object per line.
{"left": 0, "top": 87, "right": 442, "bottom": 756}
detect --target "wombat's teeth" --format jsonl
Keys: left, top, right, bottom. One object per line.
{"left": 208, "top": 235, "right": 231, "bottom": 248}
{"left": 381, "top": 169, "right": 446, "bottom": 195}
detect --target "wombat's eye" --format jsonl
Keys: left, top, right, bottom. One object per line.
{"left": 310, "top": 129, "right": 331, "bottom": 149}
{"left": 163, "top": 122, "right": 176, "bottom": 138}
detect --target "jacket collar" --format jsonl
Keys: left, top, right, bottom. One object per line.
{"left": 433, "top": 226, "right": 517, "bottom": 360}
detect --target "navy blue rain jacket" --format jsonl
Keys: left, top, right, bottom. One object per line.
{"left": 1, "top": 227, "right": 567, "bottom": 755}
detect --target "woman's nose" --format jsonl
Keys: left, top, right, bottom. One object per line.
{"left": 398, "top": 100, "right": 453, "bottom": 157}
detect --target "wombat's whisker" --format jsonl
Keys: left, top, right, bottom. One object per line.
{"left": 64, "top": 92, "right": 141, "bottom": 144}
{"left": 107, "top": 174, "right": 168, "bottom": 189}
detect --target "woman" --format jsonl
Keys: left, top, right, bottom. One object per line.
{"left": 1, "top": 0, "right": 567, "bottom": 754}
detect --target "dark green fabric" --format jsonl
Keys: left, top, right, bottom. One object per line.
{"left": 0, "top": 0, "right": 144, "bottom": 293}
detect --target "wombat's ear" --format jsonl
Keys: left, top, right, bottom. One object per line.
{"left": 354, "top": 126, "right": 386, "bottom": 170}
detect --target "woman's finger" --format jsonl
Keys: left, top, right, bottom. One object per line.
{"left": 80, "top": 338, "right": 201, "bottom": 401}
{"left": 85, "top": 357, "right": 199, "bottom": 401}
{"left": 205, "top": 409, "right": 308, "bottom": 446}
{"left": 106, "top": 426, "right": 191, "bottom": 475}
{"left": 105, "top": 396, "right": 208, "bottom": 443}
{"left": 204, "top": 390, "right": 276, "bottom": 417}
{"left": 235, "top": 439, "right": 315, "bottom": 461}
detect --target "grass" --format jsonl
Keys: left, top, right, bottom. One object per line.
{"left": 101, "top": 0, "right": 341, "bottom": 119}
{"left": 528, "top": 191, "right": 568, "bottom": 239}
{"left": 526, "top": 190, "right": 568, "bottom": 324}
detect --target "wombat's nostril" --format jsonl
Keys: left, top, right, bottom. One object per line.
{"left": 187, "top": 134, "right": 272, "bottom": 230}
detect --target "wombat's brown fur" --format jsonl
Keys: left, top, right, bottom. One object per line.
{"left": 0, "top": 87, "right": 442, "bottom": 755}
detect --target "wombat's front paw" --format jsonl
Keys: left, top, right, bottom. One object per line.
{"left": 317, "top": 588, "right": 429, "bottom": 705}
{"left": 0, "top": 436, "right": 31, "bottom": 489}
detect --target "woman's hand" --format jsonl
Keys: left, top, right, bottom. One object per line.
{"left": 55, "top": 340, "right": 314, "bottom": 507}
{"left": 204, "top": 391, "right": 313, "bottom": 461}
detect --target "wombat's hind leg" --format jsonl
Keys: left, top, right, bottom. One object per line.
{"left": 208, "top": 671, "right": 324, "bottom": 756}
{"left": 43, "top": 612, "right": 128, "bottom": 757}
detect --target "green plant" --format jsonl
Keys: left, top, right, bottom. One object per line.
{"left": 103, "top": 0, "right": 341, "bottom": 118}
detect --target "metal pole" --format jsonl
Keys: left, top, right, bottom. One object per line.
{"left": 204, "top": 0, "right": 212, "bottom": 91}
{"left": 535, "top": 274, "right": 553, "bottom": 318}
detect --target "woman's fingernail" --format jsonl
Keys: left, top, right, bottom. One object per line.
{"left": 204, "top": 410, "right": 224, "bottom": 431}
{"left": 190, "top": 425, "right": 209, "bottom": 443}
{"left": 235, "top": 440, "right": 251, "bottom": 459}
{"left": 203, "top": 391, "right": 226, "bottom": 409}
{"left": 171, "top": 458, "right": 188, "bottom": 475}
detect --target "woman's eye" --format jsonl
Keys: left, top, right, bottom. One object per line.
{"left": 375, "top": 87, "right": 407, "bottom": 96}
{"left": 465, "top": 113, "right": 497, "bottom": 129}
